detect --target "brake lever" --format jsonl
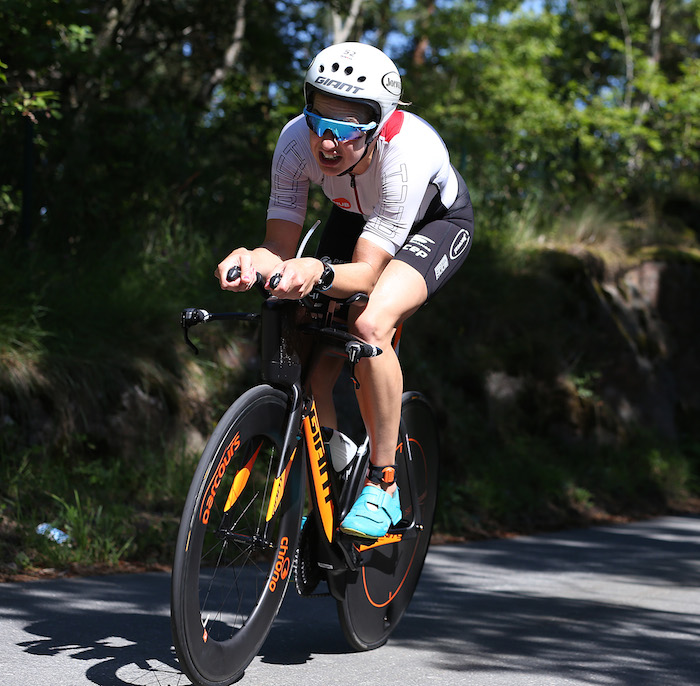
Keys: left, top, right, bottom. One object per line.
{"left": 181, "top": 308, "right": 211, "bottom": 355}
{"left": 345, "top": 340, "right": 382, "bottom": 388}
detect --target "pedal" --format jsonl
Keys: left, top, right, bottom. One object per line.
{"left": 343, "top": 532, "right": 379, "bottom": 545}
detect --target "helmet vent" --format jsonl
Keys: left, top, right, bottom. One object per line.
{"left": 344, "top": 66, "right": 353, "bottom": 75}
{"left": 357, "top": 76, "right": 366, "bottom": 82}
{"left": 332, "top": 62, "right": 340, "bottom": 72}
{"left": 318, "top": 65, "right": 325, "bottom": 72}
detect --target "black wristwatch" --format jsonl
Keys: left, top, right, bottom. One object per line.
{"left": 314, "top": 257, "right": 335, "bottom": 292}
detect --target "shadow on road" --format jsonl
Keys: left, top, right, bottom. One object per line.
{"left": 1, "top": 516, "right": 698, "bottom": 685}
{"left": 0, "top": 572, "right": 180, "bottom": 685}
{"left": 399, "top": 516, "right": 700, "bottom": 685}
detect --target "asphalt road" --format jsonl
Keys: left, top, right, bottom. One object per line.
{"left": 1, "top": 515, "right": 699, "bottom": 686}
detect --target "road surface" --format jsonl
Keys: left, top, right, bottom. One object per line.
{"left": 1, "top": 515, "right": 698, "bottom": 686}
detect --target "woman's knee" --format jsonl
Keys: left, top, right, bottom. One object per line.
{"left": 351, "top": 264, "right": 427, "bottom": 344}
{"left": 351, "top": 304, "right": 396, "bottom": 346}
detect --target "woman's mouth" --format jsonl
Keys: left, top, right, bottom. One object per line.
{"left": 318, "top": 149, "right": 342, "bottom": 168}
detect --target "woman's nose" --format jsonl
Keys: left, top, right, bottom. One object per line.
{"left": 320, "top": 131, "right": 338, "bottom": 147}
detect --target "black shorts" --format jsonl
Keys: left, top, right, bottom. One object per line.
{"left": 315, "top": 169, "right": 474, "bottom": 299}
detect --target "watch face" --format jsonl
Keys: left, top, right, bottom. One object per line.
{"left": 316, "top": 261, "right": 334, "bottom": 291}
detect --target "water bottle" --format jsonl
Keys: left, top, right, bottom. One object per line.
{"left": 322, "top": 427, "right": 358, "bottom": 473}
{"left": 36, "top": 523, "right": 70, "bottom": 545}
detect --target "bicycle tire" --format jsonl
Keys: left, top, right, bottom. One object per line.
{"left": 171, "top": 384, "right": 304, "bottom": 686}
{"left": 336, "top": 391, "right": 440, "bottom": 650}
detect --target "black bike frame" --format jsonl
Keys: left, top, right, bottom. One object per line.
{"left": 181, "top": 296, "right": 425, "bottom": 583}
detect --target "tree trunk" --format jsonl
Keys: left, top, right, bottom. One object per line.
{"left": 331, "top": 0, "right": 365, "bottom": 44}
{"left": 200, "top": 0, "right": 247, "bottom": 103}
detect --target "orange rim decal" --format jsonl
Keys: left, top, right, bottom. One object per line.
{"left": 223, "top": 442, "right": 262, "bottom": 512}
{"left": 362, "top": 541, "right": 419, "bottom": 608}
{"left": 362, "top": 434, "right": 426, "bottom": 607}
{"left": 266, "top": 448, "right": 297, "bottom": 522}
{"left": 200, "top": 431, "right": 242, "bottom": 524}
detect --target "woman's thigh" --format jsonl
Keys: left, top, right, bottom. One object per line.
{"left": 351, "top": 259, "right": 428, "bottom": 342}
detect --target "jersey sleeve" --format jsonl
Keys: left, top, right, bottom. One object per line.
{"left": 266, "top": 116, "right": 312, "bottom": 226}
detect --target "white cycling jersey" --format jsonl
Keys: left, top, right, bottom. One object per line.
{"left": 267, "top": 110, "right": 459, "bottom": 257}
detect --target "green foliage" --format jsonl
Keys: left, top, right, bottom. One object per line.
{"left": 0, "top": 85, "right": 60, "bottom": 122}
{"left": 2, "top": 0, "right": 698, "bottom": 253}
{"left": 400, "top": 0, "right": 699, "bottom": 224}
{"left": 1, "top": 0, "right": 301, "bottom": 253}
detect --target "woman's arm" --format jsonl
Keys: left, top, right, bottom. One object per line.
{"left": 267, "top": 236, "right": 393, "bottom": 299}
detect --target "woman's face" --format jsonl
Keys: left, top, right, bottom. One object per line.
{"left": 307, "top": 92, "right": 375, "bottom": 175}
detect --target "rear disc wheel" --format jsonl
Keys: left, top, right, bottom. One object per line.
{"left": 336, "top": 391, "right": 439, "bottom": 650}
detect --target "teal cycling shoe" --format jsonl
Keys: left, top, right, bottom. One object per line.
{"left": 340, "top": 485, "right": 402, "bottom": 539}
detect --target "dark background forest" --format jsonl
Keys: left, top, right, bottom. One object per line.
{"left": 1, "top": 0, "right": 699, "bottom": 576}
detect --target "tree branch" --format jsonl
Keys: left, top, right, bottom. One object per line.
{"left": 202, "top": 0, "right": 247, "bottom": 100}
{"left": 649, "top": 0, "right": 663, "bottom": 66}
{"left": 614, "top": 0, "right": 634, "bottom": 109}
{"left": 94, "top": 0, "right": 144, "bottom": 53}
{"left": 331, "top": 0, "right": 365, "bottom": 44}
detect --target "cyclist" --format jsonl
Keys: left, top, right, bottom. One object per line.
{"left": 215, "top": 42, "right": 473, "bottom": 539}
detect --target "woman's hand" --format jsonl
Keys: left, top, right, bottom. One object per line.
{"left": 215, "top": 249, "right": 257, "bottom": 291}
{"left": 266, "top": 257, "right": 325, "bottom": 299}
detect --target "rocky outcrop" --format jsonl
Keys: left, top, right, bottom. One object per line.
{"left": 479, "top": 248, "right": 700, "bottom": 445}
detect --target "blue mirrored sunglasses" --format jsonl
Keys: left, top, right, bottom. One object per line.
{"left": 303, "top": 108, "right": 377, "bottom": 142}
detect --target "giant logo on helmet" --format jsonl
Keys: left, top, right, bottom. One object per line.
{"left": 381, "top": 72, "right": 401, "bottom": 96}
{"left": 314, "top": 75, "right": 364, "bottom": 95}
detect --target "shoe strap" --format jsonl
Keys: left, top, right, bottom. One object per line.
{"left": 367, "top": 464, "right": 397, "bottom": 486}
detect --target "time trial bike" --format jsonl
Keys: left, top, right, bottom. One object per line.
{"left": 170, "top": 265, "right": 440, "bottom": 686}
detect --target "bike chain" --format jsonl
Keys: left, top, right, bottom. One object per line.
{"left": 293, "top": 517, "right": 331, "bottom": 598}
{"left": 292, "top": 552, "right": 331, "bottom": 598}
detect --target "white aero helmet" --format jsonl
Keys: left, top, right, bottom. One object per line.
{"left": 304, "top": 42, "right": 402, "bottom": 142}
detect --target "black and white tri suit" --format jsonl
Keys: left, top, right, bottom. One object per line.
{"left": 266, "top": 110, "right": 474, "bottom": 298}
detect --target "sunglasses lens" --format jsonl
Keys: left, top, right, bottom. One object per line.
{"left": 304, "top": 110, "right": 370, "bottom": 142}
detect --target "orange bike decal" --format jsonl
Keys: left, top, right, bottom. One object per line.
{"left": 266, "top": 447, "right": 297, "bottom": 522}
{"left": 357, "top": 533, "right": 403, "bottom": 552}
{"left": 392, "top": 323, "right": 404, "bottom": 352}
{"left": 303, "top": 402, "right": 335, "bottom": 542}
{"left": 268, "top": 536, "right": 291, "bottom": 593}
{"left": 224, "top": 441, "right": 262, "bottom": 512}
{"left": 199, "top": 431, "right": 241, "bottom": 525}
{"left": 362, "top": 541, "right": 419, "bottom": 608}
